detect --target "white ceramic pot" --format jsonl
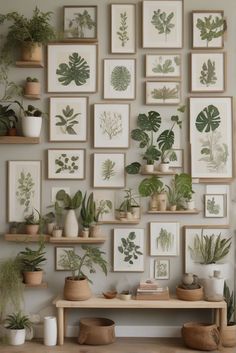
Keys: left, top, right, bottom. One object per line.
{"left": 7, "top": 329, "right": 25, "bottom": 345}
{"left": 52, "top": 229, "right": 63, "bottom": 238}
{"left": 131, "top": 206, "right": 141, "bottom": 219}
{"left": 64, "top": 209, "right": 78, "bottom": 237}
{"left": 44, "top": 316, "right": 57, "bottom": 346}
{"left": 142, "top": 164, "right": 154, "bottom": 173}
{"left": 186, "top": 200, "right": 195, "bottom": 210}
{"left": 203, "top": 276, "right": 225, "bottom": 299}
{"left": 159, "top": 163, "right": 170, "bottom": 172}
{"left": 47, "top": 222, "right": 56, "bottom": 235}
{"left": 21, "top": 116, "right": 42, "bottom": 137}
{"left": 81, "top": 228, "right": 89, "bottom": 238}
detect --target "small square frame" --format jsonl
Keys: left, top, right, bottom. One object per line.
{"left": 204, "top": 194, "right": 226, "bottom": 218}
{"left": 93, "top": 153, "right": 125, "bottom": 188}
{"left": 48, "top": 149, "right": 85, "bottom": 180}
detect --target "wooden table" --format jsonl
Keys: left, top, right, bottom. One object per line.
{"left": 53, "top": 295, "right": 227, "bottom": 346}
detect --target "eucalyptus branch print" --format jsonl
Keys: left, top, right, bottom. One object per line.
{"left": 55, "top": 105, "right": 80, "bottom": 135}
{"left": 200, "top": 60, "right": 217, "bottom": 87}
{"left": 151, "top": 9, "right": 175, "bottom": 41}
{"left": 102, "top": 159, "right": 116, "bottom": 180}
{"left": 196, "top": 15, "right": 225, "bottom": 47}
{"left": 117, "top": 12, "right": 129, "bottom": 47}
{"left": 207, "top": 197, "right": 220, "bottom": 215}
{"left": 55, "top": 154, "right": 79, "bottom": 174}
{"left": 111, "top": 66, "right": 131, "bottom": 91}
{"left": 157, "top": 228, "right": 173, "bottom": 252}
{"left": 67, "top": 10, "right": 96, "bottom": 38}
{"left": 16, "top": 171, "right": 35, "bottom": 213}
{"left": 152, "top": 58, "right": 175, "bottom": 74}
{"left": 118, "top": 232, "right": 143, "bottom": 265}
{"left": 99, "top": 111, "right": 122, "bottom": 139}
{"left": 56, "top": 53, "right": 90, "bottom": 86}
{"left": 151, "top": 84, "right": 179, "bottom": 102}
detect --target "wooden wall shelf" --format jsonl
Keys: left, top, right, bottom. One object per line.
{"left": 0, "top": 136, "right": 39, "bottom": 144}
{"left": 25, "top": 282, "right": 48, "bottom": 289}
{"left": 4, "top": 234, "right": 50, "bottom": 242}
{"left": 141, "top": 170, "right": 176, "bottom": 176}
{"left": 147, "top": 209, "right": 200, "bottom": 215}
{"left": 16, "top": 61, "right": 44, "bottom": 68}
{"left": 24, "top": 94, "right": 41, "bottom": 100}
{"left": 49, "top": 237, "right": 106, "bottom": 244}
{"left": 98, "top": 219, "right": 140, "bottom": 225}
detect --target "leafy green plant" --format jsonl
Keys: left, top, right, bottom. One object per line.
{"left": 26, "top": 77, "right": 39, "bottom": 83}
{"left": 118, "top": 231, "right": 143, "bottom": 265}
{"left": 18, "top": 241, "right": 46, "bottom": 272}
{"left": 0, "top": 54, "right": 23, "bottom": 101}
{"left": 94, "top": 199, "right": 112, "bottom": 223}
{"left": 224, "top": 282, "right": 235, "bottom": 324}
{"left": 111, "top": 66, "right": 131, "bottom": 91}
{"left": 23, "top": 104, "right": 42, "bottom": 117}
{"left": 24, "top": 209, "right": 41, "bottom": 225}
{"left": 102, "top": 159, "right": 115, "bottom": 180}
{"left": 151, "top": 85, "right": 179, "bottom": 102}
{"left": 196, "top": 15, "right": 225, "bottom": 47}
{"left": 138, "top": 176, "right": 164, "bottom": 197}
{"left": 55, "top": 154, "right": 79, "bottom": 174}
{"left": 0, "top": 104, "right": 18, "bottom": 134}
{"left": 207, "top": 197, "right": 220, "bottom": 215}
{"left": 99, "top": 111, "right": 122, "bottom": 140}
{"left": 151, "top": 10, "right": 175, "bottom": 41}
{"left": 80, "top": 192, "right": 95, "bottom": 228}
{"left": 166, "top": 173, "right": 193, "bottom": 209}
{"left": 55, "top": 105, "right": 80, "bottom": 135}
{"left": 117, "top": 12, "right": 129, "bottom": 47}
{"left": 56, "top": 189, "right": 82, "bottom": 210}
{"left": 58, "top": 245, "right": 107, "bottom": 282}
{"left": 118, "top": 188, "right": 140, "bottom": 212}
{"left": 200, "top": 60, "right": 217, "bottom": 86}
{"left": 67, "top": 10, "right": 96, "bottom": 38}
{"left": 157, "top": 228, "right": 173, "bottom": 251}
{"left": 188, "top": 231, "right": 231, "bottom": 264}
{"left": 56, "top": 53, "right": 90, "bottom": 86}
{"left": 152, "top": 58, "right": 175, "bottom": 74}
{"left": 5, "top": 312, "right": 32, "bottom": 330}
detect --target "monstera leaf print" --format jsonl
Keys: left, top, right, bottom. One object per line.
{"left": 111, "top": 66, "right": 131, "bottom": 91}
{"left": 156, "top": 130, "right": 174, "bottom": 152}
{"left": 137, "top": 111, "right": 161, "bottom": 132}
{"left": 195, "top": 105, "right": 220, "bottom": 133}
{"left": 56, "top": 53, "right": 90, "bottom": 86}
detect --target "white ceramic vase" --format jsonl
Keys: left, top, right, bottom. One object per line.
{"left": 44, "top": 316, "right": 57, "bottom": 346}
{"left": 159, "top": 163, "right": 170, "bottom": 172}
{"left": 7, "top": 329, "right": 25, "bottom": 345}
{"left": 186, "top": 200, "right": 195, "bottom": 210}
{"left": 21, "top": 116, "right": 42, "bottom": 137}
{"left": 64, "top": 209, "right": 78, "bottom": 237}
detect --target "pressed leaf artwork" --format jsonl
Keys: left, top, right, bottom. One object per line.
{"left": 151, "top": 9, "right": 175, "bottom": 41}
{"left": 111, "top": 66, "right": 131, "bottom": 91}
{"left": 151, "top": 84, "right": 179, "bottom": 102}
{"left": 155, "top": 261, "right": 168, "bottom": 278}
{"left": 200, "top": 60, "right": 217, "bottom": 87}
{"left": 196, "top": 15, "right": 225, "bottom": 47}
{"left": 56, "top": 53, "right": 90, "bottom": 86}
{"left": 16, "top": 171, "right": 35, "bottom": 214}
{"left": 118, "top": 232, "right": 143, "bottom": 265}
{"left": 67, "top": 10, "right": 96, "bottom": 38}
{"left": 100, "top": 111, "right": 123, "bottom": 140}
{"left": 152, "top": 58, "right": 175, "bottom": 74}
{"left": 55, "top": 154, "right": 79, "bottom": 174}
{"left": 102, "top": 159, "right": 116, "bottom": 180}
{"left": 207, "top": 197, "right": 220, "bottom": 215}
{"left": 157, "top": 228, "right": 173, "bottom": 252}
{"left": 55, "top": 105, "right": 80, "bottom": 135}
{"left": 117, "top": 12, "right": 129, "bottom": 47}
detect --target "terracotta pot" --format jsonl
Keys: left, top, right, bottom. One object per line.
{"left": 25, "top": 82, "right": 40, "bottom": 95}
{"left": 8, "top": 128, "right": 17, "bottom": 136}
{"left": 176, "top": 286, "right": 204, "bottom": 301}
{"left": 25, "top": 224, "right": 39, "bottom": 236}
{"left": 169, "top": 204, "right": 177, "bottom": 211}
{"left": 21, "top": 42, "right": 42, "bottom": 61}
{"left": 156, "top": 192, "right": 167, "bottom": 211}
{"left": 221, "top": 323, "right": 236, "bottom": 347}
{"left": 182, "top": 322, "right": 220, "bottom": 351}
{"left": 90, "top": 224, "right": 101, "bottom": 238}
{"left": 64, "top": 277, "right": 91, "bottom": 301}
{"left": 78, "top": 317, "right": 115, "bottom": 345}
{"left": 23, "top": 270, "right": 43, "bottom": 285}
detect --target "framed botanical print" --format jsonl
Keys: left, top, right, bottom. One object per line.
{"left": 103, "top": 59, "right": 136, "bottom": 100}
{"left": 190, "top": 52, "right": 225, "bottom": 92}
{"left": 55, "top": 246, "right": 74, "bottom": 271}
{"left": 189, "top": 97, "right": 233, "bottom": 180}
{"left": 168, "top": 149, "right": 183, "bottom": 168}
{"left": 146, "top": 81, "right": 181, "bottom": 105}
{"left": 154, "top": 259, "right": 170, "bottom": 279}
{"left": 93, "top": 190, "right": 115, "bottom": 222}
{"left": 93, "top": 103, "right": 130, "bottom": 148}
{"left": 142, "top": 0, "right": 183, "bottom": 48}
{"left": 48, "top": 149, "right": 85, "bottom": 180}
{"left": 204, "top": 194, "right": 226, "bottom": 218}
{"left": 47, "top": 43, "right": 97, "bottom": 93}
{"left": 93, "top": 153, "right": 125, "bottom": 188}
{"left": 192, "top": 11, "right": 225, "bottom": 49}
{"left": 113, "top": 228, "right": 144, "bottom": 272}
{"left": 150, "top": 222, "right": 179, "bottom": 256}
{"left": 146, "top": 54, "right": 181, "bottom": 79}
{"left": 111, "top": 4, "right": 136, "bottom": 54}
{"left": 49, "top": 97, "right": 88, "bottom": 142}
{"left": 63, "top": 6, "right": 97, "bottom": 40}
{"left": 8, "top": 161, "right": 41, "bottom": 222}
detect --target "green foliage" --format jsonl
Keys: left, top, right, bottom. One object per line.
{"left": 207, "top": 197, "right": 220, "bottom": 215}
{"left": 151, "top": 10, "right": 175, "bottom": 40}
{"left": 224, "top": 282, "right": 235, "bottom": 324}
{"left": 188, "top": 231, "right": 232, "bottom": 264}
{"left": 56, "top": 189, "right": 82, "bottom": 210}
{"left": 174, "top": 56, "right": 181, "bottom": 66}
{"left": 167, "top": 173, "right": 193, "bottom": 209}
{"left": 80, "top": 192, "right": 95, "bottom": 228}
{"left": 157, "top": 228, "right": 173, "bottom": 251}
{"left": 111, "top": 66, "right": 131, "bottom": 91}
{"left": 26, "top": 77, "right": 38, "bottom": 83}
{"left": 56, "top": 105, "right": 80, "bottom": 135}
{"left": 117, "top": 11, "right": 129, "bottom": 47}
{"left": 0, "top": 104, "right": 18, "bottom": 134}
{"left": 200, "top": 60, "right": 217, "bottom": 87}
{"left": 139, "top": 176, "right": 164, "bottom": 197}
{"left": 195, "top": 104, "right": 220, "bottom": 133}
{"left": 151, "top": 85, "right": 179, "bottom": 101}
{"left": 23, "top": 104, "right": 42, "bottom": 117}
{"left": 94, "top": 199, "right": 112, "bottom": 223}
{"left": 99, "top": 111, "right": 122, "bottom": 140}
{"left": 68, "top": 10, "right": 95, "bottom": 38}
{"left": 56, "top": 53, "right": 90, "bottom": 86}
{"left": 118, "top": 232, "right": 143, "bottom": 265}
{"left": 24, "top": 209, "right": 41, "bottom": 225}
{"left": 18, "top": 241, "right": 46, "bottom": 272}
{"left": 118, "top": 188, "right": 139, "bottom": 212}
{"left": 16, "top": 171, "right": 34, "bottom": 214}
{"left": 152, "top": 59, "right": 175, "bottom": 74}
{"left": 196, "top": 15, "right": 225, "bottom": 46}
{"left": 0, "top": 54, "right": 23, "bottom": 101}
{"left": 55, "top": 153, "right": 79, "bottom": 174}
{"left": 102, "top": 159, "right": 115, "bottom": 180}
{"left": 5, "top": 312, "right": 32, "bottom": 330}
{"left": 58, "top": 245, "right": 107, "bottom": 282}
{"left": 125, "top": 162, "right": 141, "bottom": 174}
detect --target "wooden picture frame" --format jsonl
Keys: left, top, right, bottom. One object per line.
{"left": 146, "top": 81, "right": 181, "bottom": 105}
{"left": 146, "top": 53, "right": 181, "bottom": 79}
{"left": 204, "top": 194, "right": 226, "bottom": 218}
{"left": 55, "top": 246, "right": 74, "bottom": 271}
{"left": 150, "top": 222, "right": 180, "bottom": 256}
{"left": 154, "top": 259, "right": 170, "bottom": 279}
{"left": 93, "top": 153, "right": 125, "bottom": 188}
{"left": 168, "top": 149, "right": 184, "bottom": 168}
{"left": 48, "top": 149, "right": 85, "bottom": 180}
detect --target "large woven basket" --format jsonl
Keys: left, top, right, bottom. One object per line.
{"left": 78, "top": 317, "right": 115, "bottom": 345}
{"left": 176, "top": 286, "right": 204, "bottom": 301}
{"left": 182, "top": 322, "right": 221, "bottom": 351}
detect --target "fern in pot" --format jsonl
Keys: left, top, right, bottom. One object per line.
{"left": 4, "top": 312, "right": 32, "bottom": 345}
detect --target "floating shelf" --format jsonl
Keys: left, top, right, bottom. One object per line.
{"left": 141, "top": 170, "right": 176, "bottom": 176}
{"left": 98, "top": 219, "right": 140, "bottom": 225}
{"left": 0, "top": 136, "right": 39, "bottom": 144}
{"left": 24, "top": 94, "right": 41, "bottom": 100}
{"left": 147, "top": 209, "right": 200, "bottom": 215}
{"left": 49, "top": 237, "right": 106, "bottom": 244}
{"left": 4, "top": 234, "right": 50, "bottom": 242}
{"left": 25, "top": 282, "right": 48, "bottom": 289}
{"left": 16, "top": 61, "right": 44, "bottom": 68}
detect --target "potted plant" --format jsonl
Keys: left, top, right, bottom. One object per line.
{"left": 24, "top": 209, "right": 40, "bottom": 235}
{"left": 138, "top": 176, "right": 166, "bottom": 211}
{"left": 0, "top": 103, "right": 18, "bottom": 136}
{"left": 221, "top": 282, "right": 236, "bottom": 347}
{"left": 20, "top": 104, "right": 45, "bottom": 138}
{"left": 4, "top": 312, "right": 32, "bottom": 345}
{"left": 58, "top": 245, "right": 108, "bottom": 301}
{"left": 18, "top": 241, "right": 46, "bottom": 285}
{"left": 116, "top": 188, "right": 140, "bottom": 220}
{"left": 80, "top": 192, "right": 95, "bottom": 237}
{"left": 91, "top": 199, "right": 112, "bottom": 238}
{"left": 56, "top": 189, "right": 82, "bottom": 238}
{"left": 24, "top": 77, "right": 40, "bottom": 96}
{"left": 185, "top": 190, "right": 195, "bottom": 210}
{"left": 166, "top": 173, "right": 193, "bottom": 211}
{"left": 176, "top": 273, "right": 203, "bottom": 301}
{"left": 44, "top": 211, "right": 56, "bottom": 235}
{"left": 0, "top": 7, "right": 56, "bottom": 62}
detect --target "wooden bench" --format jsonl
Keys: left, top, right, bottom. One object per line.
{"left": 53, "top": 295, "right": 227, "bottom": 346}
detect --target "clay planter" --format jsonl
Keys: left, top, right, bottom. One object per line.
{"left": 23, "top": 270, "right": 43, "bottom": 285}
{"left": 221, "top": 323, "right": 236, "bottom": 347}
{"left": 182, "top": 322, "right": 220, "bottom": 351}
{"left": 21, "top": 42, "right": 42, "bottom": 62}
{"left": 156, "top": 192, "right": 167, "bottom": 211}
{"left": 8, "top": 128, "right": 17, "bottom": 136}
{"left": 176, "top": 286, "right": 204, "bottom": 301}
{"left": 25, "top": 224, "right": 39, "bottom": 236}
{"left": 64, "top": 277, "right": 91, "bottom": 301}
{"left": 25, "top": 81, "right": 40, "bottom": 95}
{"left": 78, "top": 318, "right": 115, "bottom": 345}
{"left": 90, "top": 224, "right": 101, "bottom": 238}
{"left": 169, "top": 205, "right": 177, "bottom": 211}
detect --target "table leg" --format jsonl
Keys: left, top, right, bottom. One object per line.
{"left": 64, "top": 308, "right": 67, "bottom": 337}
{"left": 215, "top": 308, "right": 220, "bottom": 326}
{"left": 219, "top": 307, "right": 227, "bottom": 332}
{"left": 58, "top": 307, "right": 64, "bottom": 346}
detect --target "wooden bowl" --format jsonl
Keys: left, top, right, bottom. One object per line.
{"left": 176, "top": 286, "right": 204, "bottom": 301}
{"left": 102, "top": 291, "right": 117, "bottom": 299}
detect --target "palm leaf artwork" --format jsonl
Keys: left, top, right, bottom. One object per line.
{"left": 151, "top": 10, "right": 175, "bottom": 41}
{"left": 196, "top": 15, "right": 225, "bottom": 47}
{"left": 56, "top": 52, "right": 90, "bottom": 86}
{"left": 111, "top": 66, "right": 131, "bottom": 91}
{"left": 151, "top": 85, "right": 179, "bottom": 102}
{"left": 199, "top": 60, "right": 217, "bottom": 87}
{"left": 55, "top": 105, "right": 80, "bottom": 135}
{"left": 101, "top": 159, "right": 116, "bottom": 180}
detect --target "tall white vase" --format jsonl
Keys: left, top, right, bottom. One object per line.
{"left": 44, "top": 316, "right": 57, "bottom": 346}
{"left": 64, "top": 209, "right": 78, "bottom": 237}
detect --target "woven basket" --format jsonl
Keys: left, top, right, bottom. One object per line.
{"left": 176, "top": 286, "right": 204, "bottom": 301}
{"left": 78, "top": 317, "right": 115, "bottom": 345}
{"left": 182, "top": 322, "right": 221, "bottom": 351}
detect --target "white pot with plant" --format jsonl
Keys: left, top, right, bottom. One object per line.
{"left": 186, "top": 191, "right": 195, "bottom": 210}
{"left": 21, "top": 104, "right": 45, "bottom": 137}
{"left": 58, "top": 245, "right": 108, "bottom": 301}
{"left": 4, "top": 312, "right": 32, "bottom": 345}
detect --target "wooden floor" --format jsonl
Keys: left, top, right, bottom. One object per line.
{"left": 0, "top": 338, "right": 235, "bottom": 353}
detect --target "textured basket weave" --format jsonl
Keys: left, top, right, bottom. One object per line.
{"left": 176, "top": 286, "right": 204, "bottom": 301}
{"left": 78, "top": 317, "right": 115, "bottom": 345}
{"left": 182, "top": 322, "right": 221, "bottom": 351}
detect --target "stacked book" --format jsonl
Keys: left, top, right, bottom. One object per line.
{"left": 136, "top": 280, "right": 169, "bottom": 300}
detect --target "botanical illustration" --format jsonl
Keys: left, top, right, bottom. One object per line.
{"left": 155, "top": 260, "right": 169, "bottom": 278}
{"left": 117, "top": 12, "right": 129, "bottom": 47}
{"left": 206, "top": 196, "right": 220, "bottom": 215}
{"left": 55, "top": 105, "right": 80, "bottom": 135}
{"left": 195, "top": 104, "right": 228, "bottom": 172}
{"left": 196, "top": 15, "right": 225, "bottom": 47}
{"left": 152, "top": 58, "right": 175, "bottom": 74}
{"left": 157, "top": 228, "right": 173, "bottom": 252}
{"left": 102, "top": 159, "right": 115, "bottom": 180}
{"left": 66, "top": 10, "right": 96, "bottom": 38}
{"left": 55, "top": 154, "right": 79, "bottom": 174}
{"left": 200, "top": 60, "right": 217, "bottom": 87}
{"left": 56, "top": 53, "right": 90, "bottom": 86}
{"left": 118, "top": 231, "right": 143, "bottom": 265}
{"left": 151, "top": 84, "right": 179, "bottom": 102}
{"left": 111, "top": 66, "right": 131, "bottom": 91}
{"left": 99, "top": 111, "right": 122, "bottom": 140}
{"left": 16, "top": 171, "right": 35, "bottom": 214}
{"left": 151, "top": 9, "right": 175, "bottom": 41}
